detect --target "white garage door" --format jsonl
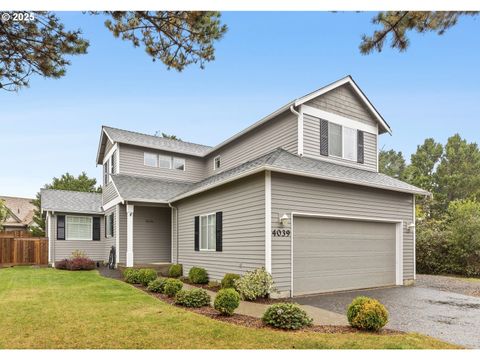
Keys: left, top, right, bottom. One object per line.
{"left": 293, "top": 216, "right": 397, "bottom": 296}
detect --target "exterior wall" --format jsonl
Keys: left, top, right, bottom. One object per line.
{"left": 132, "top": 206, "right": 171, "bottom": 263}
{"left": 51, "top": 212, "right": 108, "bottom": 262}
{"left": 119, "top": 143, "right": 204, "bottom": 182}
{"left": 118, "top": 204, "right": 127, "bottom": 264}
{"left": 104, "top": 207, "right": 116, "bottom": 258}
{"left": 204, "top": 112, "right": 298, "bottom": 178}
{"left": 105, "top": 140, "right": 114, "bottom": 159}
{"left": 103, "top": 183, "right": 118, "bottom": 206}
{"left": 303, "top": 114, "right": 378, "bottom": 172}
{"left": 173, "top": 173, "right": 266, "bottom": 281}
{"left": 305, "top": 84, "right": 378, "bottom": 128}
{"left": 270, "top": 172, "right": 414, "bottom": 294}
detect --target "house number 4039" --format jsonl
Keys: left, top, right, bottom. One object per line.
{"left": 272, "top": 229, "right": 291, "bottom": 237}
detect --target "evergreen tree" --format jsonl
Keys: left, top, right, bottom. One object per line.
{"left": 378, "top": 149, "right": 407, "bottom": 179}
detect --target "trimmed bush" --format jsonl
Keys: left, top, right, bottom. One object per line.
{"left": 221, "top": 273, "right": 240, "bottom": 289}
{"left": 214, "top": 288, "right": 241, "bottom": 316}
{"left": 347, "top": 296, "right": 389, "bottom": 331}
{"left": 262, "top": 303, "right": 312, "bottom": 330}
{"left": 123, "top": 268, "right": 141, "bottom": 284}
{"left": 138, "top": 269, "right": 158, "bottom": 287}
{"left": 234, "top": 267, "right": 276, "bottom": 300}
{"left": 168, "top": 264, "right": 183, "bottom": 278}
{"left": 55, "top": 259, "right": 69, "bottom": 270}
{"left": 164, "top": 278, "right": 183, "bottom": 297}
{"left": 188, "top": 267, "right": 209, "bottom": 284}
{"left": 147, "top": 278, "right": 167, "bottom": 293}
{"left": 55, "top": 257, "right": 95, "bottom": 271}
{"left": 174, "top": 288, "right": 211, "bottom": 307}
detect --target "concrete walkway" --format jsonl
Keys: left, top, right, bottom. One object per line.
{"left": 183, "top": 284, "right": 347, "bottom": 326}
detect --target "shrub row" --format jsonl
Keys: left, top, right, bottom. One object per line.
{"left": 123, "top": 268, "right": 157, "bottom": 286}
{"left": 55, "top": 257, "right": 96, "bottom": 271}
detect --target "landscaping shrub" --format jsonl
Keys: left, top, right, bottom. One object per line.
{"left": 164, "top": 278, "right": 183, "bottom": 297}
{"left": 174, "top": 288, "right": 211, "bottom": 307}
{"left": 55, "top": 259, "right": 68, "bottom": 269}
{"left": 188, "top": 267, "right": 209, "bottom": 284}
{"left": 70, "top": 249, "right": 87, "bottom": 259}
{"left": 67, "top": 257, "right": 96, "bottom": 270}
{"left": 347, "top": 296, "right": 389, "bottom": 332}
{"left": 234, "top": 267, "right": 276, "bottom": 300}
{"left": 221, "top": 273, "right": 240, "bottom": 289}
{"left": 147, "top": 278, "right": 167, "bottom": 293}
{"left": 123, "top": 268, "right": 141, "bottom": 284}
{"left": 168, "top": 264, "right": 183, "bottom": 278}
{"left": 262, "top": 303, "right": 312, "bottom": 330}
{"left": 214, "top": 288, "right": 241, "bottom": 316}
{"left": 138, "top": 269, "right": 158, "bottom": 287}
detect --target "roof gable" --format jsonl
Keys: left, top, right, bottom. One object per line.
{"left": 0, "top": 196, "right": 35, "bottom": 226}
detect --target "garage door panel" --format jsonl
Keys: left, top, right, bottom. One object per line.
{"left": 293, "top": 217, "right": 396, "bottom": 295}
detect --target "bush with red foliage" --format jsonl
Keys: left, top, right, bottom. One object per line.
{"left": 55, "top": 259, "right": 69, "bottom": 269}
{"left": 55, "top": 257, "right": 96, "bottom": 271}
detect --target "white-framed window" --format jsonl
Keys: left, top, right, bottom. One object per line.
{"left": 200, "top": 213, "right": 216, "bottom": 251}
{"left": 110, "top": 151, "right": 116, "bottom": 175}
{"left": 106, "top": 213, "right": 114, "bottom": 238}
{"left": 343, "top": 126, "right": 357, "bottom": 161}
{"left": 214, "top": 156, "right": 221, "bottom": 170}
{"left": 159, "top": 155, "right": 172, "bottom": 169}
{"left": 144, "top": 152, "right": 158, "bottom": 167}
{"left": 173, "top": 157, "right": 185, "bottom": 171}
{"left": 328, "top": 122, "right": 342, "bottom": 157}
{"left": 66, "top": 215, "right": 92, "bottom": 241}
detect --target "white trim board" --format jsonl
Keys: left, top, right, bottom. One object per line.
{"left": 290, "top": 212, "right": 404, "bottom": 297}
{"left": 265, "top": 171, "right": 272, "bottom": 273}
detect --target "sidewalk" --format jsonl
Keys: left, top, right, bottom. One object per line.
{"left": 183, "top": 283, "right": 348, "bottom": 326}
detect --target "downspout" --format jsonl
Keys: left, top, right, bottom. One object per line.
{"left": 168, "top": 203, "right": 179, "bottom": 264}
{"left": 290, "top": 105, "right": 303, "bottom": 157}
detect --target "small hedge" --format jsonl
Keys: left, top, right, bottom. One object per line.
{"left": 234, "top": 267, "right": 276, "bottom": 300}
{"left": 188, "top": 267, "right": 209, "bottom": 284}
{"left": 55, "top": 257, "right": 95, "bottom": 271}
{"left": 347, "top": 296, "right": 389, "bottom": 332}
{"left": 147, "top": 278, "right": 167, "bottom": 293}
{"left": 214, "top": 288, "right": 241, "bottom": 316}
{"left": 175, "top": 288, "right": 211, "bottom": 308}
{"left": 138, "top": 269, "right": 158, "bottom": 286}
{"left": 262, "top": 303, "right": 312, "bottom": 330}
{"left": 164, "top": 278, "right": 183, "bottom": 297}
{"left": 123, "top": 268, "right": 141, "bottom": 284}
{"left": 221, "top": 273, "right": 240, "bottom": 289}
{"left": 168, "top": 264, "right": 183, "bottom": 278}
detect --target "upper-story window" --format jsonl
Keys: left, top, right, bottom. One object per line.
{"left": 159, "top": 155, "right": 172, "bottom": 169}
{"left": 323, "top": 120, "right": 362, "bottom": 163}
{"left": 144, "top": 152, "right": 158, "bottom": 167}
{"left": 173, "top": 157, "right": 185, "bottom": 171}
{"left": 103, "top": 162, "right": 109, "bottom": 185}
{"left": 214, "top": 156, "right": 221, "bottom": 170}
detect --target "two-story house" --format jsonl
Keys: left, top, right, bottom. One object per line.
{"left": 41, "top": 76, "right": 428, "bottom": 297}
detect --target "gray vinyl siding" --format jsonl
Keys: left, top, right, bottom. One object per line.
{"left": 52, "top": 212, "right": 108, "bottom": 262}
{"left": 270, "top": 172, "right": 414, "bottom": 294}
{"left": 204, "top": 112, "right": 298, "bottom": 178}
{"left": 119, "top": 143, "right": 204, "bottom": 182}
{"left": 102, "top": 183, "right": 118, "bottom": 206}
{"left": 303, "top": 114, "right": 377, "bottom": 171}
{"left": 173, "top": 173, "right": 265, "bottom": 281}
{"left": 132, "top": 206, "right": 171, "bottom": 263}
{"left": 105, "top": 140, "right": 114, "bottom": 158}
{"left": 305, "top": 84, "right": 378, "bottom": 128}
{"left": 104, "top": 208, "right": 116, "bottom": 256}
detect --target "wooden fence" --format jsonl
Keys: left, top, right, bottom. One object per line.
{"left": 0, "top": 237, "right": 48, "bottom": 267}
{"left": 0, "top": 230, "right": 33, "bottom": 238}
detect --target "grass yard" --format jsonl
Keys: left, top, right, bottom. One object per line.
{"left": 0, "top": 267, "right": 458, "bottom": 349}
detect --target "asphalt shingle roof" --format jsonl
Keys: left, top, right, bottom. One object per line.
{"left": 0, "top": 196, "right": 35, "bottom": 226}
{"left": 41, "top": 189, "right": 103, "bottom": 214}
{"left": 103, "top": 126, "right": 212, "bottom": 157}
{"left": 111, "top": 174, "right": 192, "bottom": 202}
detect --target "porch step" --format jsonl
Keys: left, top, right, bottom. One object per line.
{"left": 117, "top": 263, "right": 172, "bottom": 276}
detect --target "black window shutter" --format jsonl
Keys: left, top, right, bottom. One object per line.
{"left": 104, "top": 216, "right": 107, "bottom": 237}
{"left": 216, "top": 212, "right": 223, "bottom": 252}
{"left": 320, "top": 119, "right": 329, "bottom": 156}
{"left": 111, "top": 151, "right": 116, "bottom": 174}
{"left": 93, "top": 217, "right": 101, "bottom": 241}
{"left": 57, "top": 215, "right": 65, "bottom": 240}
{"left": 357, "top": 130, "right": 364, "bottom": 164}
{"left": 111, "top": 213, "right": 115, "bottom": 237}
{"left": 194, "top": 216, "right": 199, "bottom": 251}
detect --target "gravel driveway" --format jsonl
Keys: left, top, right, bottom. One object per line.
{"left": 295, "top": 281, "right": 480, "bottom": 348}
{"left": 416, "top": 274, "right": 480, "bottom": 297}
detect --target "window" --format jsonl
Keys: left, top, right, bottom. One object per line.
{"left": 159, "top": 155, "right": 172, "bottom": 169}
{"left": 214, "top": 156, "right": 221, "bottom": 170}
{"left": 200, "top": 213, "right": 216, "bottom": 251}
{"left": 328, "top": 122, "right": 342, "bottom": 157}
{"left": 144, "top": 152, "right": 158, "bottom": 167}
{"left": 103, "top": 161, "right": 109, "bottom": 185}
{"left": 66, "top": 216, "right": 92, "bottom": 240}
{"left": 343, "top": 127, "right": 357, "bottom": 161}
{"left": 106, "top": 213, "right": 114, "bottom": 238}
{"left": 110, "top": 151, "right": 116, "bottom": 175}
{"left": 173, "top": 157, "right": 185, "bottom": 171}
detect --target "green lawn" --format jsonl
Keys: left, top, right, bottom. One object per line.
{"left": 0, "top": 267, "right": 458, "bottom": 349}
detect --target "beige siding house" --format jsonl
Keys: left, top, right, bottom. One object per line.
{"left": 41, "top": 76, "right": 428, "bottom": 297}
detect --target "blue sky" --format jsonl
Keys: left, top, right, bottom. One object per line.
{"left": 1, "top": 11, "right": 479, "bottom": 198}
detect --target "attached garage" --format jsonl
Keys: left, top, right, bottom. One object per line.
{"left": 292, "top": 215, "right": 403, "bottom": 296}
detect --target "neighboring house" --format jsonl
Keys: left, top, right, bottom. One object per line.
{"left": 0, "top": 196, "right": 36, "bottom": 232}
{"left": 41, "top": 76, "right": 428, "bottom": 297}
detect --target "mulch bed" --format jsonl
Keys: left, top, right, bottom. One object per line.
{"left": 131, "top": 283, "right": 401, "bottom": 335}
